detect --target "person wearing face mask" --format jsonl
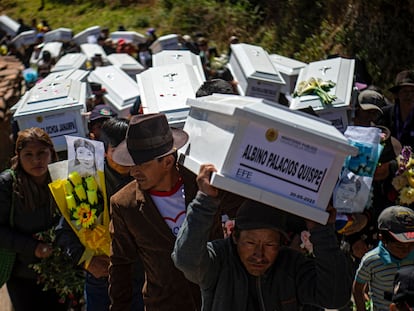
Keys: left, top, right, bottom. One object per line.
{"left": 353, "top": 206, "right": 414, "bottom": 311}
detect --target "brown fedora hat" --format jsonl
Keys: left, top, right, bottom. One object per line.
{"left": 112, "top": 113, "right": 189, "bottom": 166}
{"left": 389, "top": 70, "right": 414, "bottom": 93}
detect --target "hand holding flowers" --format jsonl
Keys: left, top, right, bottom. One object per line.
{"left": 392, "top": 146, "right": 414, "bottom": 205}
{"left": 49, "top": 169, "right": 110, "bottom": 268}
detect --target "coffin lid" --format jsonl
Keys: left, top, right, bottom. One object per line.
{"left": 230, "top": 43, "right": 285, "bottom": 84}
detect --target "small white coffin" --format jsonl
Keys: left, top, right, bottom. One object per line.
{"left": 152, "top": 50, "right": 205, "bottom": 81}
{"left": 269, "top": 53, "right": 307, "bottom": 95}
{"left": 0, "top": 15, "right": 19, "bottom": 37}
{"left": 73, "top": 25, "right": 101, "bottom": 45}
{"left": 80, "top": 43, "right": 108, "bottom": 64}
{"left": 107, "top": 53, "right": 145, "bottom": 79}
{"left": 88, "top": 65, "right": 140, "bottom": 118}
{"left": 137, "top": 63, "right": 204, "bottom": 128}
{"left": 149, "top": 34, "right": 180, "bottom": 54}
{"left": 42, "top": 68, "right": 89, "bottom": 84}
{"left": 30, "top": 41, "right": 63, "bottom": 66}
{"left": 290, "top": 57, "right": 355, "bottom": 132}
{"left": 10, "top": 30, "right": 36, "bottom": 48}
{"left": 51, "top": 53, "right": 88, "bottom": 72}
{"left": 110, "top": 31, "right": 147, "bottom": 45}
{"left": 228, "top": 43, "right": 285, "bottom": 102}
{"left": 44, "top": 27, "right": 73, "bottom": 43}
{"left": 179, "top": 94, "right": 358, "bottom": 223}
{"left": 13, "top": 79, "right": 87, "bottom": 151}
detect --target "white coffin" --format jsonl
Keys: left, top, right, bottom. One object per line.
{"left": 44, "top": 27, "right": 73, "bottom": 43}
{"left": 51, "top": 53, "right": 88, "bottom": 72}
{"left": 73, "top": 25, "right": 101, "bottom": 45}
{"left": 179, "top": 94, "right": 358, "bottom": 224}
{"left": 80, "top": 43, "right": 108, "bottom": 64}
{"left": 107, "top": 53, "right": 145, "bottom": 79}
{"left": 30, "top": 41, "right": 63, "bottom": 66}
{"left": 42, "top": 68, "right": 89, "bottom": 84}
{"left": 152, "top": 50, "right": 205, "bottom": 81}
{"left": 110, "top": 31, "right": 146, "bottom": 45}
{"left": 137, "top": 63, "right": 204, "bottom": 128}
{"left": 269, "top": 54, "right": 307, "bottom": 95}
{"left": 290, "top": 57, "right": 355, "bottom": 132}
{"left": 88, "top": 65, "right": 140, "bottom": 118}
{"left": 10, "top": 30, "right": 36, "bottom": 48}
{"left": 0, "top": 15, "right": 19, "bottom": 37}
{"left": 228, "top": 43, "right": 285, "bottom": 102}
{"left": 149, "top": 34, "right": 180, "bottom": 54}
{"left": 13, "top": 79, "right": 87, "bottom": 152}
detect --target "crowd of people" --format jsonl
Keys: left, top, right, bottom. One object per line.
{"left": 1, "top": 15, "right": 414, "bottom": 311}
{"left": 0, "top": 17, "right": 235, "bottom": 90}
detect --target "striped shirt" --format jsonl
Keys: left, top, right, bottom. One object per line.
{"left": 354, "top": 241, "right": 414, "bottom": 311}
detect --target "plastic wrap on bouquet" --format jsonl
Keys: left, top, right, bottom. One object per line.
{"left": 333, "top": 126, "right": 382, "bottom": 213}
{"left": 48, "top": 136, "right": 110, "bottom": 268}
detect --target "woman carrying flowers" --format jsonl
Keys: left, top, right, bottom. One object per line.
{"left": 49, "top": 135, "right": 117, "bottom": 310}
{"left": 0, "top": 127, "right": 68, "bottom": 310}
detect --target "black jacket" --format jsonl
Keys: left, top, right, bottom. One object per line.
{"left": 0, "top": 169, "right": 59, "bottom": 279}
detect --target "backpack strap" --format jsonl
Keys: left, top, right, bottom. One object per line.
{"left": 5, "top": 169, "right": 16, "bottom": 228}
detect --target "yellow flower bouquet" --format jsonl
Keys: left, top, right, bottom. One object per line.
{"left": 392, "top": 146, "right": 414, "bottom": 205}
{"left": 49, "top": 168, "right": 110, "bottom": 268}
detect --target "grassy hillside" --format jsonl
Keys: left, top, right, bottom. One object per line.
{"left": 0, "top": 0, "right": 160, "bottom": 38}
{"left": 2, "top": 0, "right": 414, "bottom": 93}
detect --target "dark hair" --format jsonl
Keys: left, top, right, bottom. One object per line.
{"left": 11, "top": 127, "right": 58, "bottom": 211}
{"left": 196, "top": 79, "right": 234, "bottom": 97}
{"left": 42, "top": 50, "right": 52, "bottom": 62}
{"left": 232, "top": 226, "right": 285, "bottom": 245}
{"left": 99, "top": 117, "right": 129, "bottom": 151}
{"left": 12, "top": 127, "right": 58, "bottom": 167}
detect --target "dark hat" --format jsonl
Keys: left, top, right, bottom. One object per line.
{"left": 89, "top": 104, "right": 117, "bottom": 122}
{"left": 378, "top": 206, "right": 414, "bottom": 242}
{"left": 392, "top": 265, "right": 414, "bottom": 306}
{"left": 112, "top": 113, "right": 189, "bottom": 166}
{"left": 357, "top": 90, "right": 386, "bottom": 113}
{"left": 389, "top": 70, "right": 414, "bottom": 93}
{"left": 235, "top": 200, "right": 288, "bottom": 238}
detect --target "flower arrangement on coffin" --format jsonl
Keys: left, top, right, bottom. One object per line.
{"left": 49, "top": 170, "right": 111, "bottom": 268}
{"left": 392, "top": 146, "right": 414, "bottom": 205}
{"left": 293, "top": 77, "right": 337, "bottom": 105}
{"left": 29, "top": 228, "right": 85, "bottom": 308}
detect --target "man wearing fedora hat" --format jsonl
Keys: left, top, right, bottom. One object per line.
{"left": 172, "top": 164, "right": 353, "bottom": 311}
{"left": 382, "top": 70, "right": 414, "bottom": 148}
{"left": 108, "top": 113, "right": 242, "bottom": 311}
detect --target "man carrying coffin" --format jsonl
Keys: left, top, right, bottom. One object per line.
{"left": 172, "top": 164, "right": 353, "bottom": 311}
{"left": 108, "top": 113, "right": 243, "bottom": 310}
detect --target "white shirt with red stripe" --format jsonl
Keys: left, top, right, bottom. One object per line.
{"left": 150, "top": 178, "right": 186, "bottom": 237}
